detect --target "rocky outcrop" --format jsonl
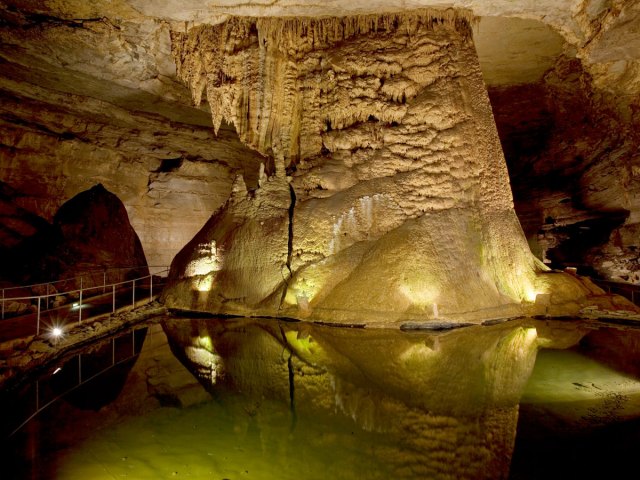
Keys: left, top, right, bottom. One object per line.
{"left": 159, "top": 11, "right": 618, "bottom": 325}
{"left": 3, "top": 184, "right": 148, "bottom": 288}
{"left": 0, "top": 0, "right": 638, "bottom": 295}
{"left": 0, "top": 4, "right": 267, "bottom": 268}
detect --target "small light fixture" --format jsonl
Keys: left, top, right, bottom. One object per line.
{"left": 48, "top": 323, "right": 66, "bottom": 344}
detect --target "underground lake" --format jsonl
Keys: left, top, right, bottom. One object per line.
{"left": 3, "top": 315, "right": 640, "bottom": 480}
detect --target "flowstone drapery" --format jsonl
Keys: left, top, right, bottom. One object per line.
{"left": 162, "top": 9, "right": 601, "bottom": 324}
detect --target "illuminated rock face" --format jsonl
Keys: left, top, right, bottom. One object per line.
{"left": 162, "top": 11, "right": 598, "bottom": 323}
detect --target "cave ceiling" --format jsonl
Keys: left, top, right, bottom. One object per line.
{"left": 0, "top": 0, "right": 638, "bottom": 282}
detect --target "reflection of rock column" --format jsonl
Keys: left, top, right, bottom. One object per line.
{"left": 162, "top": 317, "right": 541, "bottom": 479}
{"left": 162, "top": 10, "right": 578, "bottom": 324}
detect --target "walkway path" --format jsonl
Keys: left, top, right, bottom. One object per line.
{"left": 0, "top": 285, "right": 157, "bottom": 343}
{"left": 1, "top": 268, "right": 167, "bottom": 344}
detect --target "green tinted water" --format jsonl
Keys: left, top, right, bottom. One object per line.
{"left": 5, "top": 317, "right": 640, "bottom": 480}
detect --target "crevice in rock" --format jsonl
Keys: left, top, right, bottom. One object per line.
{"left": 13, "top": 11, "right": 117, "bottom": 31}
{"left": 286, "top": 184, "right": 296, "bottom": 274}
{"left": 154, "top": 157, "right": 183, "bottom": 173}
{"left": 279, "top": 183, "right": 297, "bottom": 308}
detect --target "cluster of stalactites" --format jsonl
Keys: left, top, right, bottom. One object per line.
{"left": 170, "top": 8, "right": 475, "bottom": 137}
{"left": 253, "top": 8, "right": 475, "bottom": 52}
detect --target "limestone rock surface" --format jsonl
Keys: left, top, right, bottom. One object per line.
{"left": 0, "top": 2, "right": 266, "bottom": 268}
{"left": 491, "top": 55, "right": 640, "bottom": 284}
{"left": 0, "top": 0, "right": 638, "bottom": 294}
{"left": 161, "top": 12, "right": 602, "bottom": 324}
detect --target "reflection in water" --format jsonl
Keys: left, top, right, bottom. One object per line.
{"left": 5, "top": 317, "right": 640, "bottom": 479}
{"left": 161, "top": 318, "right": 539, "bottom": 479}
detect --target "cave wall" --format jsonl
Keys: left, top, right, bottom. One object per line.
{"left": 0, "top": 0, "right": 638, "bottom": 293}
{"left": 490, "top": 55, "right": 640, "bottom": 283}
{"left": 0, "top": 4, "right": 266, "bottom": 270}
{"left": 0, "top": 88, "right": 238, "bottom": 270}
{"left": 2, "top": 184, "right": 149, "bottom": 288}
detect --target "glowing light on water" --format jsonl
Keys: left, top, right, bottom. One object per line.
{"left": 185, "top": 337, "right": 223, "bottom": 384}
{"left": 525, "top": 327, "right": 537, "bottom": 344}
{"left": 285, "top": 330, "right": 317, "bottom": 357}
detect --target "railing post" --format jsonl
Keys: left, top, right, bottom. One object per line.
{"left": 37, "top": 296, "right": 41, "bottom": 335}
{"left": 150, "top": 273, "right": 153, "bottom": 301}
{"left": 103, "top": 271, "right": 106, "bottom": 294}
{"left": 112, "top": 284, "right": 116, "bottom": 313}
{"left": 132, "top": 279, "right": 136, "bottom": 307}
{"left": 79, "top": 277, "right": 83, "bottom": 324}
{"left": 45, "top": 283, "right": 49, "bottom": 311}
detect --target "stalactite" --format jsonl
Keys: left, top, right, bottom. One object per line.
{"left": 171, "top": 8, "right": 475, "bottom": 160}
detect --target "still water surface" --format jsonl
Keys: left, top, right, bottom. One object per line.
{"left": 3, "top": 316, "right": 640, "bottom": 479}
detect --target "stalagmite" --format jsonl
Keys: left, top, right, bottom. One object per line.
{"left": 162, "top": 9, "right": 611, "bottom": 325}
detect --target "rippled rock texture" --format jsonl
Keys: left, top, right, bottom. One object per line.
{"left": 160, "top": 11, "right": 604, "bottom": 324}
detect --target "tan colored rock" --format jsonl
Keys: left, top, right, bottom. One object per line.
{"left": 1, "top": 0, "right": 638, "bottom": 297}
{"left": 162, "top": 11, "right": 582, "bottom": 324}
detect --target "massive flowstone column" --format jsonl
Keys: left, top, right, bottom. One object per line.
{"left": 162, "top": 10, "right": 594, "bottom": 324}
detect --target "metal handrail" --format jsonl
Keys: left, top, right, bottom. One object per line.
{"left": 0, "top": 265, "right": 169, "bottom": 294}
{"left": 593, "top": 278, "right": 639, "bottom": 305}
{"left": 1, "top": 267, "right": 169, "bottom": 329}
{"left": 7, "top": 327, "right": 145, "bottom": 438}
